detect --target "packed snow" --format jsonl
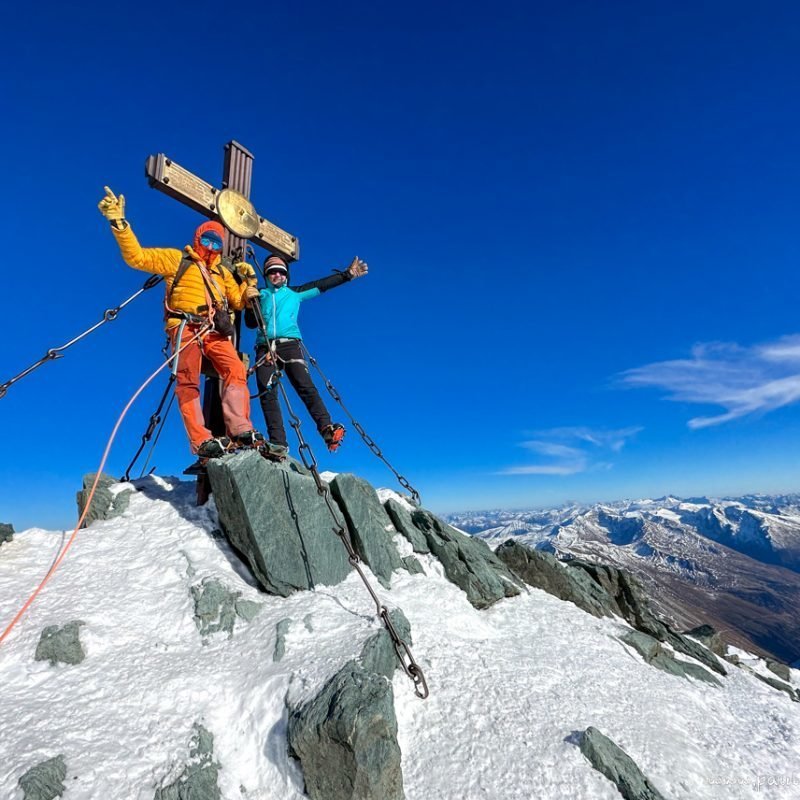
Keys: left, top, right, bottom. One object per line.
{"left": 1, "top": 475, "right": 799, "bottom": 799}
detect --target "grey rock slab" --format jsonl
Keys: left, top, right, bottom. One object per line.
{"left": 410, "top": 510, "right": 521, "bottom": 609}
{"left": 287, "top": 662, "right": 404, "bottom": 800}
{"left": 273, "top": 618, "right": 292, "bottom": 662}
{"left": 683, "top": 624, "right": 728, "bottom": 657}
{"left": 35, "top": 621, "right": 85, "bottom": 666}
{"left": 572, "top": 560, "right": 726, "bottom": 676}
{"left": 401, "top": 555, "right": 425, "bottom": 575}
{"left": 18, "top": 755, "right": 66, "bottom": 800}
{"left": 579, "top": 727, "right": 666, "bottom": 800}
{"left": 751, "top": 670, "right": 799, "bottom": 702}
{"left": 766, "top": 659, "right": 792, "bottom": 682}
{"left": 154, "top": 723, "right": 220, "bottom": 800}
{"left": 384, "top": 498, "right": 430, "bottom": 554}
{"left": 191, "top": 579, "right": 239, "bottom": 638}
{"left": 359, "top": 609, "right": 413, "bottom": 680}
{"left": 207, "top": 451, "right": 351, "bottom": 596}
{"left": 234, "top": 599, "right": 262, "bottom": 622}
{"left": 496, "top": 541, "right": 613, "bottom": 618}
{"left": 76, "top": 472, "right": 133, "bottom": 528}
{"left": 0, "top": 521, "right": 13, "bottom": 546}
{"left": 620, "top": 630, "right": 721, "bottom": 687}
{"left": 330, "top": 473, "right": 403, "bottom": 589}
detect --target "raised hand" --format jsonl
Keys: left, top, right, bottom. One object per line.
{"left": 347, "top": 256, "right": 369, "bottom": 279}
{"left": 98, "top": 186, "right": 126, "bottom": 223}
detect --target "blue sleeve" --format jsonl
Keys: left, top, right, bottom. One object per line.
{"left": 296, "top": 287, "right": 321, "bottom": 302}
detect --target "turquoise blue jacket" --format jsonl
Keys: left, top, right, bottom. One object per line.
{"left": 254, "top": 283, "right": 320, "bottom": 345}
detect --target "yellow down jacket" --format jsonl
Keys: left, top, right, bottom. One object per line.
{"left": 112, "top": 224, "right": 248, "bottom": 330}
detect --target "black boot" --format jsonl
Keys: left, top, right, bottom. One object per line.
{"left": 321, "top": 423, "right": 345, "bottom": 452}
{"left": 196, "top": 437, "right": 231, "bottom": 459}
{"left": 230, "top": 430, "right": 265, "bottom": 448}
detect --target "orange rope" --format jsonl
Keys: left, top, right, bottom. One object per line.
{"left": 0, "top": 324, "right": 211, "bottom": 646}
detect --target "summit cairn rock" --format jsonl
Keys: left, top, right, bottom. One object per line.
{"left": 330, "top": 473, "right": 404, "bottom": 588}
{"left": 579, "top": 726, "right": 666, "bottom": 800}
{"left": 287, "top": 609, "right": 410, "bottom": 800}
{"left": 207, "top": 451, "right": 351, "bottom": 596}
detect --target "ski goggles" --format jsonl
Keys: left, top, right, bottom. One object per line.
{"left": 200, "top": 235, "right": 223, "bottom": 251}
{"left": 266, "top": 266, "right": 288, "bottom": 276}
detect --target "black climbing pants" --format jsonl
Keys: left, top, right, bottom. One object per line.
{"left": 255, "top": 339, "right": 332, "bottom": 446}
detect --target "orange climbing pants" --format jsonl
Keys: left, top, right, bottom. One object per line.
{"left": 171, "top": 326, "right": 253, "bottom": 453}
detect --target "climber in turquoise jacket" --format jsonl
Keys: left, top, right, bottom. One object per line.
{"left": 244, "top": 254, "right": 368, "bottom": 454}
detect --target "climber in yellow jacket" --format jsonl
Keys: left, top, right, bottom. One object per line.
{"left": 98, "top": 186, "right": 263, "bottom": 459}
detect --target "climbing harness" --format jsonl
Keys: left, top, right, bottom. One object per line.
{"left": 0, "top": 322, "right": 212, "bottom": 647}
{"left": 0, "top": 274, "right": 163, "bottom": 399}
{"left": 300, "top": 342, "right": 421, "bottom": 506}
{"left": 247, "top": 300, "right": 428, "bottom": 699}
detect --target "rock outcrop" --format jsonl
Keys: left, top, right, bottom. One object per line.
{"left": 620, "top": 630, "right": 721, "bottom": 687}
{"left": 683, "top": 624, "right": 728, "bottom": 657}
{"left": 330, "top": 473, "right": 404, "bottom": 588}
{"left": 567, "top": 560, "right": 726, "bottom": 676}
{"left": 190, "top": 577, "right": 261, "bottom": 640}
{"left": 76, "top": 473, "right": 133, "bottom": 528}
{"left": 496, "top": 540, "right": 613, "bottom": 617}
{"left": 579, "top": 727, "right": 666, "bottom": 800}
{"left": 18, "top": 755, "right": 66, "bottom": 800}
{"left": 35, "top": 621, "right": 85, "bottom": 666}
{"left": 0, "top": 522, "right": 13, "bottom": 547}
{"left": 154, "top": 724, "right": 220, "bottom": 800}
{"left": 287, "top": 609, "right": 411, "bottom": 800}
{"left": 403, "top": 510, "right": 521, "bottom": 608}
{"left": 209, "top": 452, "right": 519, "bottom": 612}
{"left": 207, "top": 451, "right": 352, "bottom": 596}
{"left": 383, "top": 498, "right": 430, "bottom": 554}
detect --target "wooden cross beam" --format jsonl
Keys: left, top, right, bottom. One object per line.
{"left": 144, "top": 142, "right": 299, "bottom": 262}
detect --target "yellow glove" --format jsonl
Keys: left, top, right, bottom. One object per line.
{"left": 235, "top": 261, "right": 259, "bottom": 286}
{"left": 347, "top": 256, "right": 369, "bottom": 279}
{"left": 98, "top": 186, "right": 126, "bottom": 224}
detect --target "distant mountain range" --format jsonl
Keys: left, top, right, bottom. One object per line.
{"left": 445, "top": 494, "right": 800, "bottom": 664}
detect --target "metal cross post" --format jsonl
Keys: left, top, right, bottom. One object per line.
{"left": 144, "top": 141, "right": 299, "bottom": 466}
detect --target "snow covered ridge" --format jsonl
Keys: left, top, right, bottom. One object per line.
{"left": 446, "top": 494, "right": 800, "bottom": 667}
{"left": 0, "top": 460, "right": 799, "bottom": 800}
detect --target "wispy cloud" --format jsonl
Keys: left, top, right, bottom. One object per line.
{"left": 499, "top": 426, "right": 641, "bottom": 476}
{"left": 620, "top": 335, "right": 800, "bottom": 429}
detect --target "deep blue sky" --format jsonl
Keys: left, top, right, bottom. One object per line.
{"left": 3, "top": 2, "right": 800, "bottom": 530}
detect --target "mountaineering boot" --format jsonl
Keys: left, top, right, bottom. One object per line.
{"left": 322, "top": 423, "right": 346, "bottom": 452}
{"left": 196, "top": 437, "right": 231, "bottom": 459}
{"left": 260, "top": 441, "right": 289, "bottom": 461}
{"left": 230, "top": 430, "right": 265, "bottom": 448}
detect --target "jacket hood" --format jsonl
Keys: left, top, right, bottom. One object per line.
{"left": 193, "top": 220, "right": 226, "bottom": 264}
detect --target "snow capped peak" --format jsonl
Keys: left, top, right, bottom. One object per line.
{"left": 1, "top": 476, "right": 799, "bottom": 799}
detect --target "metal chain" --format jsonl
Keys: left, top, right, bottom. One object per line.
{"left": 138, "top": 389, "right": 176, "bottom": 478}
{"left": 121, "top": 374, "right": 176, "bottom": 481}
{"left": 245, "top": 296, "right": 428, "bottom": 698}
{"left": 0, "top": 274, "right": 164, "bottom": 399}
{"left": 300, "top": 342, "right": 421, "bottom": 506}
{"left": 276, "top": 362, "right": 429, "bottom": 699}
